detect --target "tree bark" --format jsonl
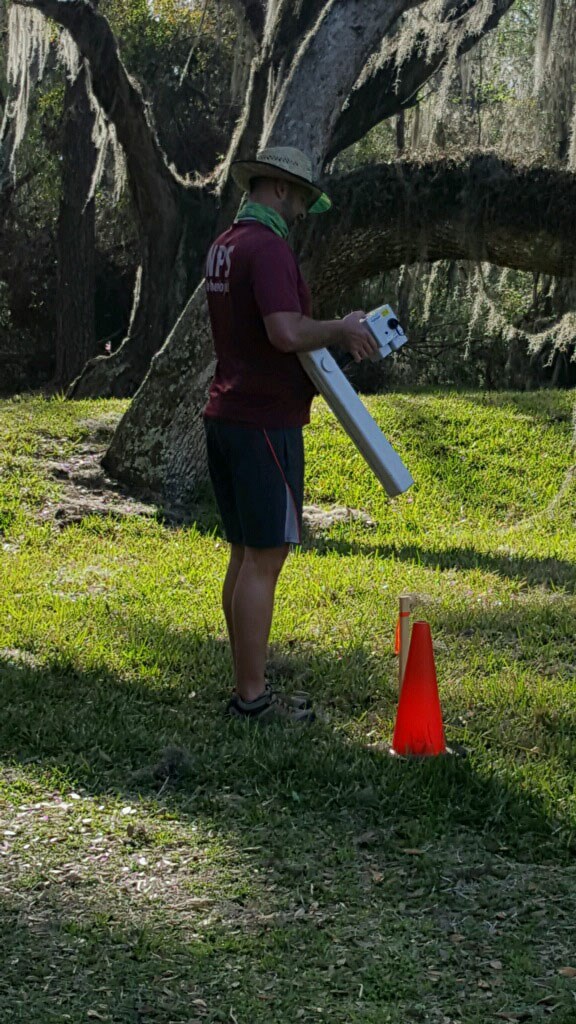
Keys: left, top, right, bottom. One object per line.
{"left": 68, "top": 183, "right": 214, "bottom": 398}
{"left": 55, "top": 62, "right": 98, "bottom": 388}
{"left": 103, "top": 282, "right": 216, "bottom": 503}
{"left": 216, "top": 0, "right": 337, "bottom": 228}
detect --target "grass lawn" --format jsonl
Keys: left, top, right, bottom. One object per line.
{"left": 0, "top": 389, "right": 575, "bottom": 1024}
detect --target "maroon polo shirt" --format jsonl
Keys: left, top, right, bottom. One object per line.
{"left": 203, "top": 221, "right": 316, "bottom": 428}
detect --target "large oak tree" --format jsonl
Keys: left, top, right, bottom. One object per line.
{"left": 11, "top": 0, "right": 575, "bottom": 503}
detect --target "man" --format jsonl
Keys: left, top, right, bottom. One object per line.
{"left": 204, "top": 146, "right": 378, "bottom": 722}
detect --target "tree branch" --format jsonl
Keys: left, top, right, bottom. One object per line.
{"left": 262, "top": 0, "right": 423, "bottom": 173}
{"left": 13, "top": 0, "right": 187, "bottom": 220}
{"left": 302, "top": 155, "right": 576, "bottom": 306}
{"left": 327, "top": 0, "right": 516, "bottom": 160}
{"left": 13, "top": 0, "right": 217, "bottom": 400}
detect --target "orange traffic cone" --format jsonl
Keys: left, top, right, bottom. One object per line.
{"left": 392, "top": 621, "right": 446, "bottom": 757}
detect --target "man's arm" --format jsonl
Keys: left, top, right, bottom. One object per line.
{"left": 264, "top": 310, "right": 378, "bottom": 363}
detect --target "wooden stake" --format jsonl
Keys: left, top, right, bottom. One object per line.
{"left": 398, "top": 593, "right": 413, "bottom": 690}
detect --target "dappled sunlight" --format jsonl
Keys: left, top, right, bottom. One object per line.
{"left": 1, "top": 392, "right": 575, "bottom": 1021}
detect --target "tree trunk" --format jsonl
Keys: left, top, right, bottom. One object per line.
{"left": 302, "top": 157, "right": 576, "bottom": 309}
{"left": 326, "top": 0, "right": 516, "bottom": 161}
{"left": 68, "top": 184, "right": 214, "bottom": 398}
{"left": 55, "top": 62, "right": 98, "bottom": 388}
{"left": 103, "top": 282, "right": 215, "bottom": 504}
{"left": 261, "top": 0, "right": 421, "bottom": 169}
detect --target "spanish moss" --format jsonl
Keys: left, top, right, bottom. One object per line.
{"left": 3, "top": 6, "right": 50, "bottom": 170}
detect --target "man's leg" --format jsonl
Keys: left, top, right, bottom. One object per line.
{"left": 222, "top": 543, "right": 245, "bottom": 669}
{"left": 231, "top": 544, "right": 289, "bottom": 703}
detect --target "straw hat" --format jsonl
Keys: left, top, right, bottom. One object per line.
{"left": 231, "top": 146, "right": 331, "bottom": 214}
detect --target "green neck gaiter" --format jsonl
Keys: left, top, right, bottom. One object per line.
{"left": 234, "top": 200, "right": 289, "bottom": 241}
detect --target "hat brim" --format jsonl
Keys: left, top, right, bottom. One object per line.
{"left": 231, "top": 159, "right": 331, "bottom": 214}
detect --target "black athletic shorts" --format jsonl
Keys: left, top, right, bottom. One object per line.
{"left": 204, "top": 417, "right": 304, "bottom": 548}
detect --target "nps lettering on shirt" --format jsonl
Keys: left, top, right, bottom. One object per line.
{"left": 205, "top": 243, "right": 235, "bottom": 294}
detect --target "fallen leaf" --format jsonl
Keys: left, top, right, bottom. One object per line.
{"left": 401, "top": 848, "right": 425, "bottom": 855}
{"left": 558, "top": 966, "right": 576, "bottom": 977}
{"left": 490, "top": 960, "right": 504, "bottom": 970}
{"left": 371, "top": 871, "right": 384, "bottom": 885}
{"left": 477, "top": 979, "right": 492, "bottom": 989}
{"left": 355, "top": 830, "right": 377, "bottom": 847}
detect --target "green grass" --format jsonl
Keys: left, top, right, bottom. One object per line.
{"left": 0, "top": 390, "right": 575, "bottom": 1023}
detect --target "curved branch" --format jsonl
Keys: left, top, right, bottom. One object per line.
{"left": 14, "top": 0, "right": 217, "bottom": 399}
{"left": 327, "top": 0, "right": 516, "bottom": 160}
{"left": 302, "top": 156, "right": 576, "bottom": 306}
{"left": 13, "top": 0, "right": 184, "bottom": 217}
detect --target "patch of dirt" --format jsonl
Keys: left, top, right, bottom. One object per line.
{"left": 0, "top": 647, "right": 41, "bottom": 669}
{"left": 39, "top": 446, "right": 158, "bottom": 527}
{"left": 302, "top": 504, "right": 377, "bottom": 532}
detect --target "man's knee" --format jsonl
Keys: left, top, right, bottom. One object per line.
{"left": 243, "top": 544, "right": 289, "bottom": 577}
{"left": 229, "top": 543, "right": 245, "bottom": 567}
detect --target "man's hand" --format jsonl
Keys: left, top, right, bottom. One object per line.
{"left": 339, "top": 311, "right": 379, "bottom": 363}
{"left": 264, "top": 309, "right": 380, "bottom": 357}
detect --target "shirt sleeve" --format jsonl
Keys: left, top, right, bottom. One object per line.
{"left": 250, "top": 238, "right": 303, "bottom": 318}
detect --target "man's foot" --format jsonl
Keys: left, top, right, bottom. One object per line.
{"left": 227, "top": 685, "right": 315, "bottom": 723}
{"left": 231, "top": 681, "right": 312, "bottom": 709}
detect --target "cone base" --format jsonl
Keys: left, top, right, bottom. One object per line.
{"left": 386, "top": 743, "right": 466, "bottom": 759}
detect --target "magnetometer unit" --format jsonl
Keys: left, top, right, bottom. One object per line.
{"left": 364, "top": 304, "right": 408, "bottom": 361}
{"left": 298, "top": 305, "right": 413, "bottom": 498}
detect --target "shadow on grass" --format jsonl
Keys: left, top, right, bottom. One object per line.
{"left": 462, "top": 390, "right": 574, "bottom": 424}
{"left": 1, "top": 616, "right": 575, "bottom": 1021}
{"left": 0, "top": 623, "right": 573, "bottom": 865}
{"left": 304, "top": 536, "right": 576, "bottom": 592}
